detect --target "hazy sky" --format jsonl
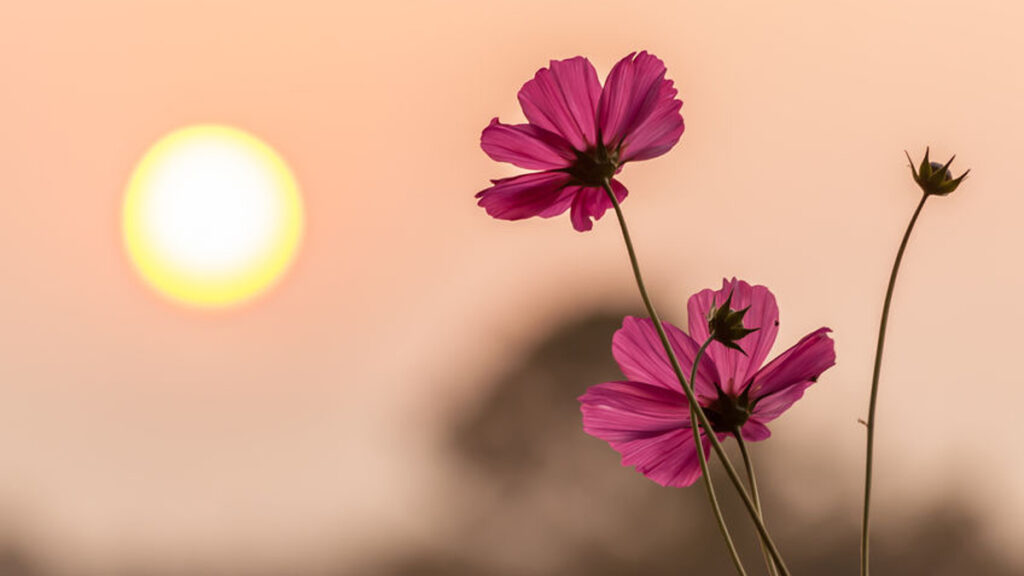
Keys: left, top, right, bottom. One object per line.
{"left": 1, "top": 0, "right": 1023, "bottom": 572}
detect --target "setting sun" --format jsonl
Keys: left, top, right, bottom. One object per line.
{"left": 123, "top": 125, "right": 303, "bottom": 308}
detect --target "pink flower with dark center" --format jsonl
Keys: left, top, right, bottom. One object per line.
{"left": 579, "top": 279, "right": 836, "bottom": 487}
{"left": 477, "top": 52, "right": 685, "bottom": 232}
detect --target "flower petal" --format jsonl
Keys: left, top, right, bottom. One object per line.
{"left": 687, "top": 278, "right": 780, "bottom": 396}
{"left": 598, "top": 51, "right": 684, "bottom": 162}
{"left": 749, "top": 327, "right": 836, "bottom": 421}
{"left": 579, "top": 381, "right": 709, "bottom": 487}
{"left": 579, "top": 380, "right": 689, "bottom": 439}
{"left": 750, "top": 381, "right": 816, "bottom": 423}
{"left": 619, "top": 80, "right": 684, "bottom": 163}
{"left": 612, "top": 316, "right": 718, "bottom": 401}
{"left": 617, "top": 428, "right": 712, "bottom": 487}
{"left": 517, "top": 56, "right": 602, "bottom": 152}
{"left": 480, "top": 118, "right": 576, "bottom": 170}
{"left": 739, "top": 419, "right": 772, "bottom": 442}
{"left": 566, "top": 178, "right": 627, "bottom": 232}
{"left": 475, "top": 171, "right": 574, "bottom": 222}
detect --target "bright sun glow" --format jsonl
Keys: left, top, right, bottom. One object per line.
{"left": 123, "top": 125, "right": 303, "bottom": 308}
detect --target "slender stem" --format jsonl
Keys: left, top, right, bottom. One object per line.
{"left": 691, "top": 338, "right": 747, "bottom": 576}
{"left": 734, "top": 428, "right": 778, "bottom": 576}
{"left": 601, "top": 181, "right": 792, "bottom": 576}
{"left": 861, "top": 192, "right": 929, "bottom": 576}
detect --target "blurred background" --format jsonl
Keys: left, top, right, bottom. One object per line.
{"left": 1, "top": 0, "right": 1023, "bottom": 574}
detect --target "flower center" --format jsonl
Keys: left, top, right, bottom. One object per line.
{"left": 566, "top": 144, "right": 619, "bottom": 187}
{"left": 702, "top": 388, "right": 751, "bottom": 433}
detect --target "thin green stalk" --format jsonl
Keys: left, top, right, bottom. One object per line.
{"left": 861, "top": 192, "right": 929, "bottom": 576}
{"left": 734, "top": 428, "right": 778, "bottom": 576}
{"left": 691, "top": 338, "right": 747, "bottom": 576}
{"left": 601, "top": 181, "right": 791, "bottom": 576}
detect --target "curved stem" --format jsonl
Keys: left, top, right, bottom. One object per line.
{"left": 691, "top": 338, "right": 747, "bottom": 576}
{"left": 601, "top": 181, "right": 791, "bottom": 576}
{"left": 734, "top": 428, "right": 778, "bottom": 576}
{"left": 861, "top": 192, "right": 929, "bottom": 576}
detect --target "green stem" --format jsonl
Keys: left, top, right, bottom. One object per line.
{"left": 691, "top": 338, "right": 747, "bottom": 576}
{"left": 601, "top": 181, "right": 791, "bottom": 576}
{"left": 734, "top": 428, "right": 778, "bottom": 576}
{"left": 861, "top": 192, "right": 929, "bottom": 576}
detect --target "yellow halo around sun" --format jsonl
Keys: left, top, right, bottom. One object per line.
{"left": 123, "top": 125, "right": 303, "bottom": 308}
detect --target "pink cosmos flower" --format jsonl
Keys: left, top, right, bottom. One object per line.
{"left": 578, "top": 278, "right": 836, "bottom": 487}
{"left": 477, "top": 52, "right": 684, "bottom": 232}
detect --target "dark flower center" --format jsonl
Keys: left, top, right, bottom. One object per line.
{"left": 702, "top": 387, "right": 752, "bottom": 433}
{"left": 565, "top": 144, "right": 620, "bottom": 187}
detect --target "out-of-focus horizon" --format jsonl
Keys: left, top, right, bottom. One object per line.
{"left": 1, "top": 0, "right": 1023, "bottom": 573}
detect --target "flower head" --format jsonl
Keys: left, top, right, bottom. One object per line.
{"left": 706, "top": 291, "right": 759, "bottom": 354}
{"left": 578, "top": 278, "right": 836, "bottom": 487}
{"left": 477, "top": 52, "right": 685, "bottom": 232}
{"left": 907, "top": 147, "right": 969, "bottom": 197}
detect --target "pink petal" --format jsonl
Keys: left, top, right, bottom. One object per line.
{"left": 566, "top": 178, "right": 627, "bottom": 232}
{"left": 617, "top": 428, "right": 712, "bottom": 487}
{"left": 739, "top": 419, "right": 772, "bottom": 442}
{"left": 687, "top": 278, "right": 780, "bottom": 396}
{"left": 619, "top": 79, "right": 684, "bottom": 163}
{"left": 517, "top": 56, "right": 602, "bottom": 152}
{"left": 750, "top": 380, "right": 816, "bottom": 423}
{"left": 480, "top": 118, "right": 576, "bottom": 170}
{"left": 579, "top": 381, "right": 709, "bottom": 487}
{"left": 749, "top": 327, "right": 836, "bottom": 421}
{"left": 475, "top": 171, "right": 574, "bottom": 222}
{"left": 598, "top": 51, "right": 684, "bottom": 162}
{"left": 579, "top": 380, "right": 689, "bottom": 438}
{"left": 612, "top": 316, "right": 718, "bottom": 401}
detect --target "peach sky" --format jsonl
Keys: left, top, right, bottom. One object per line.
{"left": 1, "top": 0, "right": 1023, "bottom": 572}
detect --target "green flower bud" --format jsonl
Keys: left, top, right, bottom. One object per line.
{"left": 706, "top": 292, "right": 759, "bottom": 355}
{"left": 906, "top": 147, "right": 969, "bottom": 196}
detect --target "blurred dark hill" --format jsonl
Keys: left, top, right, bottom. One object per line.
{"left": 0, "top": 311, "right": 1015, "bottom": 575}
{"left": 370, "top": 310, "right": 1021, "bottom": 576}
{"left": 0, "top": 546, "right": 39, "bottom": 576}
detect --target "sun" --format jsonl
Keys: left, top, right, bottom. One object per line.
{"left": 123, "top": 125, "right": 303, "bottom": 308}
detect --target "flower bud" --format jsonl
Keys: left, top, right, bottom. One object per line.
{"left": 706, "top": 292, "right": 759, "bottom": 355}
{"left": 906, "top": 147, "right": 969, "bottom": 196}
